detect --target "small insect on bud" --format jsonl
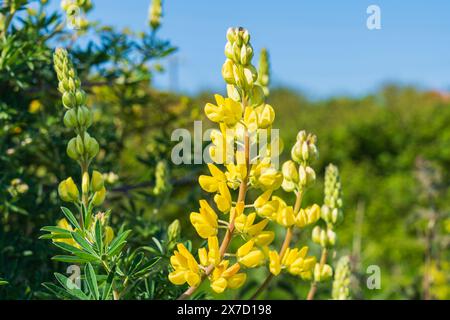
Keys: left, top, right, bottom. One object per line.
{"left": 63, "top": 109, "right": 78, "bottom": 128}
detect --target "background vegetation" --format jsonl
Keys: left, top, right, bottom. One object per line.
{"left": 0, "top": 1, "right": 449, "bottom": 299}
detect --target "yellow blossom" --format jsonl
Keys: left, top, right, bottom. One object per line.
{"left": 29, "top": 100, "right": 43, "bottom": 113}
{"left": 295, "top": 204, "right": 321, "bottom": 228}
{"left": 190, "top": 200, "right": 218, "bottom": 238}
{"left": 169, "top": 243, "right": 202, "bottom": 287}
{"left": 269, "top": 250, "right": 281, "bottom": 275}
{"left": 225, "top": 163, "right": 247, "bottom": 190}
{"left": 205, "top": 94, "right": 242, "bottom": 127}
{"left": 199, "top": 163, "right": 226, "bottom": 193}
{"left": 237, "top": 239, "right": 265, "bottom": 268}
{"left": 214, "top": 182, "right": 232, "bottom": 213}
{"left": 235, "top": 212, "right": 269, "bottom": 236}
{"left": 198, "top": 236, "right": 221, "bottom": 267}
{"left": 253, "top": 231, "right": 275, "bottom": 246}
{"left": 210, "top": 260, "right": 246, "bottom": 293}
{"left": 52, "top": 218, "right": 79, "bottom": 247}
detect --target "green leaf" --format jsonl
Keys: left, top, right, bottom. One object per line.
{"left": 40, "top": 226, "right": 72, "bottom": 234}
{"left": 101, "top": 268, "right": 115, "bottom": 300}
{"left": 52, "top": 255, "right": 94, "bottom": 264}
{"left": 71, "top": 231, "right": 98, "bottom": 256}
{"left": 94, "top": 220, "right": 103, "bottom": 255}
{"left": 107, "top": 229, "right": 131, "bottom": 257}
{"left": 133, "top": 257, "right": 161, "bottom": 278}
{"left": 42, "top": 282, "right": 73, "bottom": 300}
{"left": 54, "top": 273, "right": 89, "bottom": 300}
{"left": 85, "top": 263, "right": 100, "bottom": 300}
{"left": 61, "top": 207, "right": 81, "bottom": 230}
{"left": 39, "top": 233, "right": 72, "bottom": 240}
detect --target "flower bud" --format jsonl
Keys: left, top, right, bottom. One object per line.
{"left": 256, "top": 104, "right": 275, "bottom": 129}
{"left": 75, "top": 134, "right": 84, "bottom": 155}
{"left": 75, "top": 89, "right": 86, "bottom": 106}
{"left": 168, "top": 219, "right": 181, "bottom": 242}
{"left": 312, "top": 226, "right": 321, "bottom": 244}
{"left": 226, "top": 84, "right": 241, "bottom": 102}
{"left": 249, "top": 85, "right": 265, "bottom": 106}
{"left": 282, "top": 160, "right": 298, "bottom": 182}
{"left": 282, "top": 178, "right": 296, "bottom": 192}
{"left": 222, "top": 59, "right": 235, "bottom": 84}
{"left": 82, "top": 171, "right": 89, "bottom": 195}
{"left": 67, "top": 137, "right": 80, "bottom": 160}
{"left": 314, "top": 263, "right": 333, "bottom": 282}
{"left": 299, "top": 165, "right": 316, "bottom": 188}
{"left": 92, "top": 186, "right": 106, "bottom": 206}
{"left": 77, "top": 106, "right": 92, "bottom": 128}
{"left": 63, "top": 109, "right": 78, "bottom": 128}
{"left": 62, "top": 92, "right": 77, "bottom": 109}
{"left": 224, "top": 42, "right": 234, "bottom": 60}
{"left": 83, "top": 133, "right": 99, "bottom": 159}
{"left": 91, "top": 170, "right": 104, "bottom": 192}
{"left": 58, "top": 180, "right": 71, "bottom": 202}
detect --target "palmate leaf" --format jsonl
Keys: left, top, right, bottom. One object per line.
{"left": 85, "top": 263, "right": 100, "bottom": 300}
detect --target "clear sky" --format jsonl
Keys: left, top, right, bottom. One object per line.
{"left": 47, "top": 0, "right": 450, "bottom": 97}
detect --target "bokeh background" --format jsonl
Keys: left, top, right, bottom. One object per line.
{"left": 1, "top": 0, "right": 449, "bottom": 299}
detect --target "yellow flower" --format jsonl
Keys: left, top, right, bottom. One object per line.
{"left": 52, "top": 218, "right": 79, "bottom": 247}
{"left": 214, "top": 182, "right": 232, "bottom": 213}
{"left": 199, "top": 163, "right": 226, "bottom": 193}
{"left": 58, "top": 177, "right": 79, "bottom": 202}
{"left": 269, "top": 250, "right": 281, "bottom": 275}
{"left": 255, "top": 104, "right": 275, "bottom": 129}
{"left": 169, "top": 243, "right": 202, "bottom": 287}
{"left": 276, "top": 206, "right": 296, "bottom": 227}
{"left": 190, "top": 200, "right": 218, "bottom": 239}
{"left": 314, "top": 263, "right": 333, "bottom": 282}
{"left": 205, "top": 94, "right": 242, "bottom": 127}
{"left": 295, "top": 204, "right": 321, "bottom": 228}
{"left": 29, "top": 100, "right": 43, "bottom": 113}
{"left": 92, "top": 186, "right": 106, "bottom": 206}
{"left": 198, "top": 236, "right": 221, "bottom": 267}
{"left": 250, "top": 161, "right": 283, "bottom": 190}
{"left": 209, "top": 124, "right": 235, "bottom": 164}
{"left": 210, "top": 260, "right": 246, "bottom": 293}
{"left": 281, "top": 247, "right": 316, "bottom": 276}
{"left": 237, "top": 239, "right": 265, "bottom": 268}
{"left": 225, "top": 163, "right": 247, "bottom": 190}
{"left": 235, "top": 212, "right": 269, "bottom": 237}
{"left": 253, "top": 231, "right": 275, "bottom": 246}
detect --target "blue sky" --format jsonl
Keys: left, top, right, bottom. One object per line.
{"left": 47, "top": 0, "right": 450, "bottom": 97}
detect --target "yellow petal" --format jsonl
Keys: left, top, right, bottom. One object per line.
{"left": 211, "top": 277, "right": 228, "bottom": 293}
{"left": 185, "top": 271, "right": 201, "bottom": 287}
{"left": 169, "top": 270, "right": 186, "bottom": 285}
{"left": 227, "top": 273, "right": 246, "bottom": 289}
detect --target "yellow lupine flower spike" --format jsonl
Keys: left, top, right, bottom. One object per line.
{"left": 169, "top": 243, "right": 202, "bottom": 287}
{"left": 190, "top": 200, "right": 218, "bottom": 238}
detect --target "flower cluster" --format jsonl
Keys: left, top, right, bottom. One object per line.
{"left": 60, "top": 0, "right": 92, "bottom": 30}
{"left": 332, "top": 256, "right": 352, "bottom": 300}
{"left": 148, "top": 0, "right": 162, "bottom": 30}
{"left": 53, "top": 48, "right": 110, "bottom": 234}
{"left": 169, "top": 28, "right": 322, "bottom": 298}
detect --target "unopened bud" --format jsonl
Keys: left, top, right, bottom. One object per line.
{"left": 168, "top": 219, "right": 181, "bottom": 242}
{"left": 67, "top": 137, "right": 80, "bottom": 160}
{"left": 282, "top": 160, "right": 298, "bottom": 182}
{"left": 77, "top": 106, "right": 92, "bottom": 128}
{"left": 75, "top": 89, "right": 86, "bottom": 106}
{"left": 82, "top": 172, "right": 90, "bottom": 195}
{"left": 222, "top": 59, "right": 235, "bottom": 84}
{"left": 299, "top": 165, "right": 316, "bottom": 188}
{"left": 314, "top": 263, "right": 333, "bottom": 282}
{"left": 92, "top": 187, "right": 106, "bottom": 206}
{"left": 63, "top": 109, "right": 78, "bottom": 128}
{"left": 91, "top": 170, "right": 104, "bottom": 192}
{"left": 62, "top": 92, "right": 77, "bottom": 109}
